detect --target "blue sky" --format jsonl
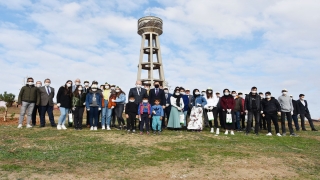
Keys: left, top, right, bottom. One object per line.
{"left": 0, "top": 0, "right": 320, "bottom": 118}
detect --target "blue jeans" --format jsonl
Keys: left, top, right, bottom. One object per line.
{"left": 101, "top": 100, "right": 112, "bottom": 126}
{"left": 58, "top": 107, "right": 69, "bottom": 125}
{"left": 183, "top": 111, "right": 188, "bottom": 126}
{"left": 89, "top": 106, "right": 99, "bottom": 127}
{"left": 234, "top": 111, "right": 241, "bottom": 129}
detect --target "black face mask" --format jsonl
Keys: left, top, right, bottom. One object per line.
{"left": 155, "top": 85, "right": 159, "bottom": 88}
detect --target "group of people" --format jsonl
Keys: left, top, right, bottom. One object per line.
{"left": 17, "top": 78, "right": 318, "bottom": 136}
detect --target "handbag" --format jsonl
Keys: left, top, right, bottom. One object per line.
{"left": 226, "top": 113, "right": 232, "bottom": 123}
{"left": 68, "top": 110, "right": 73, "bottom": 123}
{"left": 180, "top": 113, "right": 185, "bottom": 124}
{"left": 207, "top": 111, "right": 214, "bottom": 121}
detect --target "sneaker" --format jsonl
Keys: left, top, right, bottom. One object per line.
{"left": 132, "top": 129, "right": 136, "bottom": 133}
{"left": 266, "top": 132, "right": 272, "bottom": 136}
{"left": 26, "top": 124, "right": 33, "bottom": 128}
{"left": 224, "top": 130, "right": 229, "bottom": 135}
{"left": 276, "top": 133, "right": 282, "bottom": 137}
{"left": 215, "top": 128, "right": 220, "bottom": 135}
{"left": 61, "top": 125, "right": 67, "bottom": 130}
{"left": 90, "top": 126, "right": 94, "bottom": 131}
{"left": 312, "top": 129, "right": 318, "bottom": 131}
{"left": 231, "top": 131, "right": 235, "bottom": 135}
{"left": 282, "top": 133, "right": 286, "bottom": 136}
{"left": 140, "top": 132, "right": 143, "bottom": 135}
{"left": 57, "top": 125, "right": 62, "bottom": 130}
{"left": 290, "top": 133, "right": 299, "bottom": 137}
{"left": 102, "top": 125, "right": 105, "bottom": 130}
{"left": 107, "top": 126, "right": 111, "bottom": 130}
{"left": 147, "top": 131, "right": 150, "bottom": 135}
{"left": 94, "top": 126, "right": 97, "bottom": 131}
{"left": 210, "top": 128, "right": 214, "bottom": 133}
{"left": 17, "top": 124, "right": 23, "bottom": 129}
{"left": 127, "top": 130, "right": 131, "bottom": 134}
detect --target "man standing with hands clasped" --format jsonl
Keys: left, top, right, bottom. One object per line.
{"left": 39, "top": 78, "right": 57, "bottom": 127}
{"left": 278, "top": 89, "right": 298, "bottom": 136}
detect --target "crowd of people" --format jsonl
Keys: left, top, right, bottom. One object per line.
{"left": 17, "top": 77, "right": 318, "bottom": 136}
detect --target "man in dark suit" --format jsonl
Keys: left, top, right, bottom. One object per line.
{"left": 290, "top": 95, "right": 300, "bottom": 131}
{"left": 148, "top": 81, "right": 166, "bottom": 130}
{"left": 297, "top": 94, "right": 317, "bottom": 131}
{"left": 163, "top": 87, "right": 172, "bottom": 128}
{"left": 31, "top": 81, "right": 42, "bottom": 126}
{"left": 39, "top": 78, "right": 56, "bottom": 127}
{"left": 128, "top": 80, "right": 147, "bottom": 131}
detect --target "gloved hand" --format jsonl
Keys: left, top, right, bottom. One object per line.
{"left": 98, "top": 108, "right": 101, "bottom": 111}
{"left": 57, "top": 103, "right": 61, "bottom": 107}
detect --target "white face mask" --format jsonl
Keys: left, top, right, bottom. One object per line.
{"left": 260, "top": 95, "right": 264, "bottom": 98}
{"left": 136, "top": 85, "right": 141, "bottom": 88}
{"left": 115, "top": 90, "right": 120, "bottom": 92}
{"left": 300, "top": 98, "right": 304, "bottom": 100}
{"left": 164, "top": 90, "right": 168, "bottom": 94}
{"left": 105, "top": 86, "right": 110, "bottom": 89}
{"left": 78, "top": 88, "right": 83, "bottom": 91}
{"left": 75, "top": 82, "right": 80, "bottom": 86}
{"left": 28, "top": 82, "right": 34, "bottom": 86}
{"left": 224, "top": 92, "right": 229, "bottom": 96}
{"left": 239, "top": 95, "right": 243, "bottom": 98}
{"left": 111, "top": 87, "right": 115, "bottom": 90}
{"left": 36, "top": 84, "right": 41, "bottom": 87}
{"left": 180, "top": 92, "right": 185, "bottom": 95}
{"left": 252, "top": 91, "right": 257, "bottom": 94}
{"left": 201, "top": 92, "right": 206, "bottom": 96}
{"left": 45, "top": 83, "right": 50, "bottom": 86}
{"left": 195, "top": 92, "right": 200, "bottom": 95}
{"left": 175, "top": 93, "right": 180, "bottom": 96}
{"left": 66, "top": 83, "right": 71, "bottom": 87}
{"left": 266, "top": 95, "right": 271, "bottom": 99}
{"left": 208, "top": 91, "right": 212, "bottom": 93}
{"left": 283, "top": 92, "right": 287, "bottom": 95}
{"left": 143, "top": 100, "right": 148, "bottom": 103}
{"left": 232, "top": 94, "right": 236, "bottom": 97}
{"left": 84, "top": 83, "right": 89, "bottom": 86}
{"left": 92, "top": 88, "right": 97, "bottom": 92}
{"left": 129, "top": 100, "right": 135, "bottom": 102}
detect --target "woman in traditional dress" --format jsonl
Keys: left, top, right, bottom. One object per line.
{"left": 167, "top": 89, "right": 184, "bottom": 130}
{"left": 187, "top": 89, "right": 207, "bottom": 131}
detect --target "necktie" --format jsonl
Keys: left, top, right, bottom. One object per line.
{"left": 47, "top": 86, "right": 50, "bottom": 95}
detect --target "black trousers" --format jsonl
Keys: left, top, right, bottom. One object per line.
{"left": 281, "top": 112, "right": 294, "bottom": 134}
{"left": 246, "top": 110, "right": 260, "bottom": 134}
{"left": 31, "top": 105, "right": 41, "bottom": 125}
{"left": 292, "top": 114, "right": 300, "bottom": 130}
{"left": 204, "top": 108, "right": 218, "bottom": 128}
{"left": 218, "top": 110, "right": 225, "bottom": 129}
{"left": 86, "top": 108, "right": 90, "bottom": 126}
{"left": 300, "top": 113, "right": 315, "bottom": 130}
{"left": 163, "top": 106, "right": 171, "bottom": 128}
{"left": 112, "top": 108, "right": 116, "bottom": 126}
{"left": 74, "top": 106, "right": 84, "bottom": 129}
{"left": 127, "top": 113, "right": 136, "bottom": 130}
{"left": 241, "top": 113, "right": 246, "bottom": 129}
{"left": 260, "top": 114, "right": 267, "bottom": 129}
{"left": 265, "top": 113, "right": 279, "bottom": 134}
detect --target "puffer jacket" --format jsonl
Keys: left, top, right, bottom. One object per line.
{"left": 261, "top": 97, "right": 280, "bottom": 114}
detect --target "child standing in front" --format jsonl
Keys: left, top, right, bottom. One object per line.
{"left": 138, "top": 96, "right": 151, "bottom": 135}
{"left": 125, "top": 95, "right": 138, "bottom": 133}
{"left": 152, "top": 99, "right": 164, "bottom": 135}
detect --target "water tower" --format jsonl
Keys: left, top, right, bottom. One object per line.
{"left": 137, "top": 16, "right": 165, "bottom": 87}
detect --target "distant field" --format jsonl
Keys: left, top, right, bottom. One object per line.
{"left": 0, "top": 107, "right": 319, "bottom": 180}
